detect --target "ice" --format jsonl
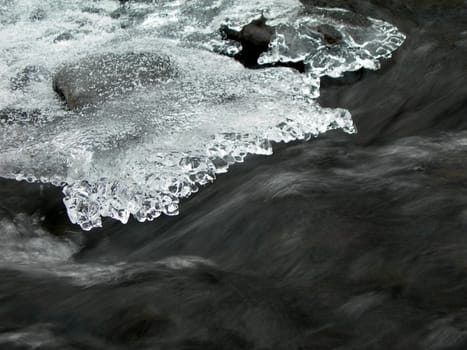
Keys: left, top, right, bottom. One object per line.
{"left": 0, "top": 0, "right": 405, "bottom": 230}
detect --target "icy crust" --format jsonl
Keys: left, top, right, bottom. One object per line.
{"left": 0, "top": 0, "right": 405, "bottom": 230}
{"left": 258, "top": 9, "right": 405, "bottom": 97}
{"left": 61, "top": 105, "right": 353, "bottom": 230}
{"left": 131, "top": 0, "right": 406, "bottom": 96}
{"left": 259, "top": 12, "right": 406, "bottom": 94}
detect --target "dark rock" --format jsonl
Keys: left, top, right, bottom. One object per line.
{"left": 237, "top": 15, "right": 274, "bottom": 53}
{"left": 220, "top": 14, "right": 275, "bottom": 67}
{"left": 52, "top": 52, "right": 177, "bottom": 110}
{"left": 317, "top": 24, "right": 343, "bottom": 45}
{"left": 53, "top": 32, "right": 74, "bottom": 43}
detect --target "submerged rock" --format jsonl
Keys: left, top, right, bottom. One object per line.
{"left": 219, "top": 15, "right": 343, "bottom": 70}
{"left": 220, "top": 15, "right": 275, "bottom": 67}
{"left": 317, "top": 24, "right": 343, "bottom": 45}
{"left": 53, "top": 52, "right": 177, "bottom": 110}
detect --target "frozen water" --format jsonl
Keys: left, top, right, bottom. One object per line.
{"left": 0, "top": 0, "right": 405, "bottom": 230}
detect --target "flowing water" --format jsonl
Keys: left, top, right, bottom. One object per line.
{"left": 0, "top": 0, "right": 467, "bottom": 349}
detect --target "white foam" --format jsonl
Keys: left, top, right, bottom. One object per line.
{"left": 0, "top": 213, "right": 78, "bottom": 265}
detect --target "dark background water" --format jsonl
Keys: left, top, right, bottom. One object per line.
{"left": 1, "top": 0, "right": 467, "bottom": 349}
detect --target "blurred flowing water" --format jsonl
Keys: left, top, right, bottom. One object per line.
{"left": 0, "top": 0, "right": 467, "bottom": 349}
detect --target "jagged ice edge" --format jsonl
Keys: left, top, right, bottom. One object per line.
{"left": 61, "top": 105, "right": 353, "bottom": 231}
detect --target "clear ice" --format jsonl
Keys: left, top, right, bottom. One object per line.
{"left": 0, "top": 0, "right": 405, "bottom": 230}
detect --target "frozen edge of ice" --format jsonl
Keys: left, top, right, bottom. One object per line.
{"left": 9, "top": 4, "right": 406, "bottom": 231}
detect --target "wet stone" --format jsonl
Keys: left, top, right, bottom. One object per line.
{"left": 317, "top": 24, "right": 343, "bottom": 45}
{"left": 52, "top": 52, "right": 177, "bottom": 110}
{"left": 220, "top": 15, "right": 275, "bottom": 67}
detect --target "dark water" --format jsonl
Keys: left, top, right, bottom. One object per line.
{"left": 1, "top": 0, "right": 467, "bottom": 349}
